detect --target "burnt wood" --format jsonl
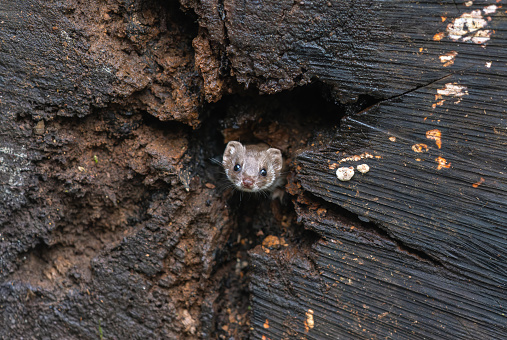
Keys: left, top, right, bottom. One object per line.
{"left": 247, "top": 1, "right": 507, "bottom": 339}
{"left": 204, "top": 0, "right": 507, "bottom": 102}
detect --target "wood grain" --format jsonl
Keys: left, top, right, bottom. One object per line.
{"left": 297, "top": 69, "right": 507, "bottom": 290}
{"left": 216, "top": 0, "right": 507, "bottom": 101}
{"left": 248, "top": 1, "right": 507, "bottom": 338}
{"left": 251, "top": 207, "right": 506, "bottom": 339}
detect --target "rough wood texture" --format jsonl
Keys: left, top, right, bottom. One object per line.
{"left": 248, "top": 1, "right": 507, "bottom": 339}
{"left": 252, "top": 205, "right": 506, "bottom": 339}
{"left": 0, "top": 1, "right": 238, "bottom": 338}
{"left": 185, "top": 0, "right": 507, "bottom": 101}
{"left": 298, "top": 70, "right": 507, "bottom": 291}
{"left": 1, "top": 0, "right": 506, "bottom": 338}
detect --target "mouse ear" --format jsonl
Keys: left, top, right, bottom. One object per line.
{"left": 266, "top": 148, "right": 283, "bottom": 172}
{"left": 224, "top": 141, "right": 244, "bottom": 160}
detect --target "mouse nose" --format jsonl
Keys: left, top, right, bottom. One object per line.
{"left": 242, "top": 177, "right": 254, "bottom": 188}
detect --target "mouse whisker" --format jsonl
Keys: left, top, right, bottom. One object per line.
{"left": 209, "top": 157, "right": 224, "bottom": 167}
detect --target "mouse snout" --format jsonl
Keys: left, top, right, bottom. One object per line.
{"left": 242, "top": 177, "right": 254, "bottom": 188}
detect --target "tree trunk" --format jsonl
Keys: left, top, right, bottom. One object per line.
{"left": 1, "top": 0, "right": 505, "bottom": 339}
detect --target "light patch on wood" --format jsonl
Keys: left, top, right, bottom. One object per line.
{"left": 433, "top": 32, "right": 445, "bottom": 41}
{"left": 432, "top": 99, "right": 446, "bottom": 109}
{"left": 483, "top": 5, "right": 498, "bottom": 15}
{"left": 34, "top": 120, "right": 45, "bottom": 135}
{"left": 446, "top": 9, "right": 492, "bottom": 44}
{"left": 304, "top": 309, "right": 314, "bottom": 332}
{"left": 426, "top": 129, "right": 442, "bottom": 149}
{"left": 263, "top": 319, "right": 269, "bottom": 329}
{"left": 472, "top": 177, "right": 485, "bottom": 188}
{"left": 356, "top": 164, "right": 370, "bottom": 174}
{"left": 0, "top": 144, "right": 31, "bottom": 205}
{"left": 412, "top": 144, "right": 428, "bottom": 153}
{"left": 439, "top": 51, "right": 457, "bottom": 67}
{"left": 437, "top": 83, "right": 469, "bottom": 97}
{"left": 485, "top": 61, "right": 492, "bottom": 68}
{"left": 470, "top": 29, "right": 492, "bottom": 44}
{"left": 465, "top": 1, "right": 473, "bottom": 6}
{"left": 336, "top": 167, "right": 355, "bottom": 181}
{"left": 389, "top": 136, "right": 396, "bottom": 142}
{"left": 181, "top": 310, "right": 197, "bottom": 334}
{"left": 435, "top": 157, "right": 451, "bottom": 170}
{"left": 0, "top": 146, "right": 28, "bottom": 159}
{"left": 339, "top": 152, "right": 374, "bottom": 164}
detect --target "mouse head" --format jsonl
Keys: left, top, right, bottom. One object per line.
{"left": 223, "top": 141, "right": 283, "bottom": 192}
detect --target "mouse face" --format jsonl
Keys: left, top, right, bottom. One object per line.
{"left": 222, "top": 141, "right": 283, "bottom": 192}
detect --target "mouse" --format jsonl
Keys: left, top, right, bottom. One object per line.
{"left": 222, "top": 141, "right": 284, "bottom": 194}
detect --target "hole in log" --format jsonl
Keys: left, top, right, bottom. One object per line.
{"left": 194, "top": 82, "right": 379, "bottom": 338}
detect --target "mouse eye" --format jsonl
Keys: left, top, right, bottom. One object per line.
{"left": 259, "top": 168, "right": 267, "bottom": 177}
{"left": 234, "top": 164, "right": 241, "bottom": 172}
